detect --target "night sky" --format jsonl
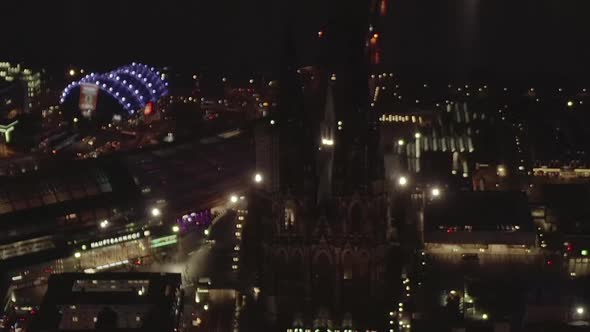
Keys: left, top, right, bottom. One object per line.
{"left": 3, "top": 0, "right": 590, "bottom": 80}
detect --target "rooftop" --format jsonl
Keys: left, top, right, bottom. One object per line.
{"left": 425, "top": 191, "right": 533, "bottom": 232}
{"left": 31, "top": 273, "right": 182, "bottom": 332}
{"left": 0, "top": 158, "right": 140, "bottom": 244}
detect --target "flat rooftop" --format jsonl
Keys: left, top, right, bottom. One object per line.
{"left": 31, "top": 272, "right": 182, "bottom": 332}
{"left": 425, "top": 191, "right": 533, "bottom": 231}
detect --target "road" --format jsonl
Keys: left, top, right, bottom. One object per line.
{"left": 131, "top": 205, "right": 243, "bottom": 331}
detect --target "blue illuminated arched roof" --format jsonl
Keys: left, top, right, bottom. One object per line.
{"left": 60, "top": 63, "right": 168, "bottom": 115}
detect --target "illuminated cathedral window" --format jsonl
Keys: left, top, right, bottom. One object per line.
{"left": 284, "top": 207, "right": 295, "bottom": 230}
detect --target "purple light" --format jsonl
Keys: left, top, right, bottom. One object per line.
{"left": 59, "top": 63, "right": 168, "bottom": 112}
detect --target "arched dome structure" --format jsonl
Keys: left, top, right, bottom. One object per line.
{"left": 60, "top": 63, "right": 168, "bottom": 115}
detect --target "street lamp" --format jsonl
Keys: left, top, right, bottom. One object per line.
{"left": 397, "top": 139, "right": 405, "bottom": 146}
{"left": 74, "top": 252, "right": 81, "bottom": 258}
{"left": 398, "top": 176, "right": 408, "bottom": 187}
{"left": 254, "top": 173, "right": 263, "bottom": 183}
{"left": 431, "top": 187, "right": 441, "bottom": 198}
{"left": 100, "top": 220, "right": 109, "bottom": 228}
{"left": 230, "top": 195, "right": 238, "bottom": 204}
{"left": 69, "top": 69, "right": 76, "bottom": 77}
{"left": 414, "top": 132, "right": 421, "bottom": 139}
{"left": 576, "top": 306, "right": 585, "bottom": 315}
{"left": 151, "top": 207, "right": 161, "bottom": 217}
{"left": 172, "top": 225, "right": 180, "bottom": 233}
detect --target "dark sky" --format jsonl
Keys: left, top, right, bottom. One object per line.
{"left": 3, "top": 0, "right": 590, "bottom": 80}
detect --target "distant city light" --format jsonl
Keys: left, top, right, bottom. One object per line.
{"left": 397, "top": 139, "right": 405, "bottom": 146}
{"left": 398, "top": 176, "right": 408, "bottom": 187}
{"left": 567, "top": 100, "right": 574, "bottom": 107}
{"left": 431, "top": 187, "right": 441, "bottom": 197}
{"left": 74, "top": 252, "right": 81, "bottom": 258}
{"left": 270, "top": 119, "right": 275, "bottom": 125}
{"left": 482, "top": 313, "right": 489, "bottom": 320}
{"left": 582, "top": 250, "right": 588, "bottom": 256}
{"left": 254, "top": 173, "right": 263, "bottom": 183}
{"left": 414, "top": 132, "right": 421, "bottom": 139}
{"left": 318, "top": 30, "right": 324, "bottom": 38}
{"left": 321, "top": 138, "right": 334, "bottom": 146}
{"left": 151, "top": 208, "right": 161, "bottom": 217}
{"left": 230, "top": 195, "right": 238, "bottom": 203}
{"left": 172, "top": 225, "right": 180, "bottom": 233}
{"left": 69, "top": 69, "right": 76, "bottom": 76}
{"left": 204, "top": 229, "right": 210, "bottom": 236}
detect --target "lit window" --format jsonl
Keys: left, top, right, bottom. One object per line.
{"left": 284, "top": 207, "right": 296, "bottom": 229}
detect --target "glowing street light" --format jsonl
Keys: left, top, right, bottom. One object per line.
{"left": 172, "top": 225, "right": 180, "bottom": 233}
{"left": 568, "top": 100, "right": 574, "bottom": 107}
{"left": 497, "top": 165, "right": 507, "bottom": 177}
{"left": 254, "top": 173, "right": 263, "bottom": 183}
{"left": 321, "top": 138, "right": 334, "bottom": 146}
{"left": 69, "top": 69, "right": 76, "bottom": 76}
{"left": 74, "top": 252, "right": 81, "bottom": 259}
{"left": 577, "top": 306, "right": 585, "bottom": 315}
{"left": 482, "top": 313, "right": 489, "bottom": 320}
{"left": 414, "top": 132, "right": 421, "bottom": 139}
{"left": 100, "top": 220, "right": 109, "bottom": 228}
{"left": 431, "top": 187, "right": 441, "bottom": 198}
{"left": 398, "top": 176, "right": 408, "bottom": 187}
{"left": 397, "top": 139, "right": 405, "bottom": 146}
{"left": 230, "top": 195, "right": 238, "bottom": 204}
{"left": 151, "top": 208, "right": 161, "bottom": 217}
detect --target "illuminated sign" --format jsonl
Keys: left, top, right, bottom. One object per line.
{"left": 0, "top": 120, "right": 18, "bottom": 143}
{"left": 143, "top": 101, "right": 154, "bottom": 115}
{"left": 87, "top": 231, "right": 144, "bottom": 250}
{"left": 150, "top": 235, "right": 177, "bottom": 248}
{"left": 79, "top": 83, "right": 99, "bottom": 111}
